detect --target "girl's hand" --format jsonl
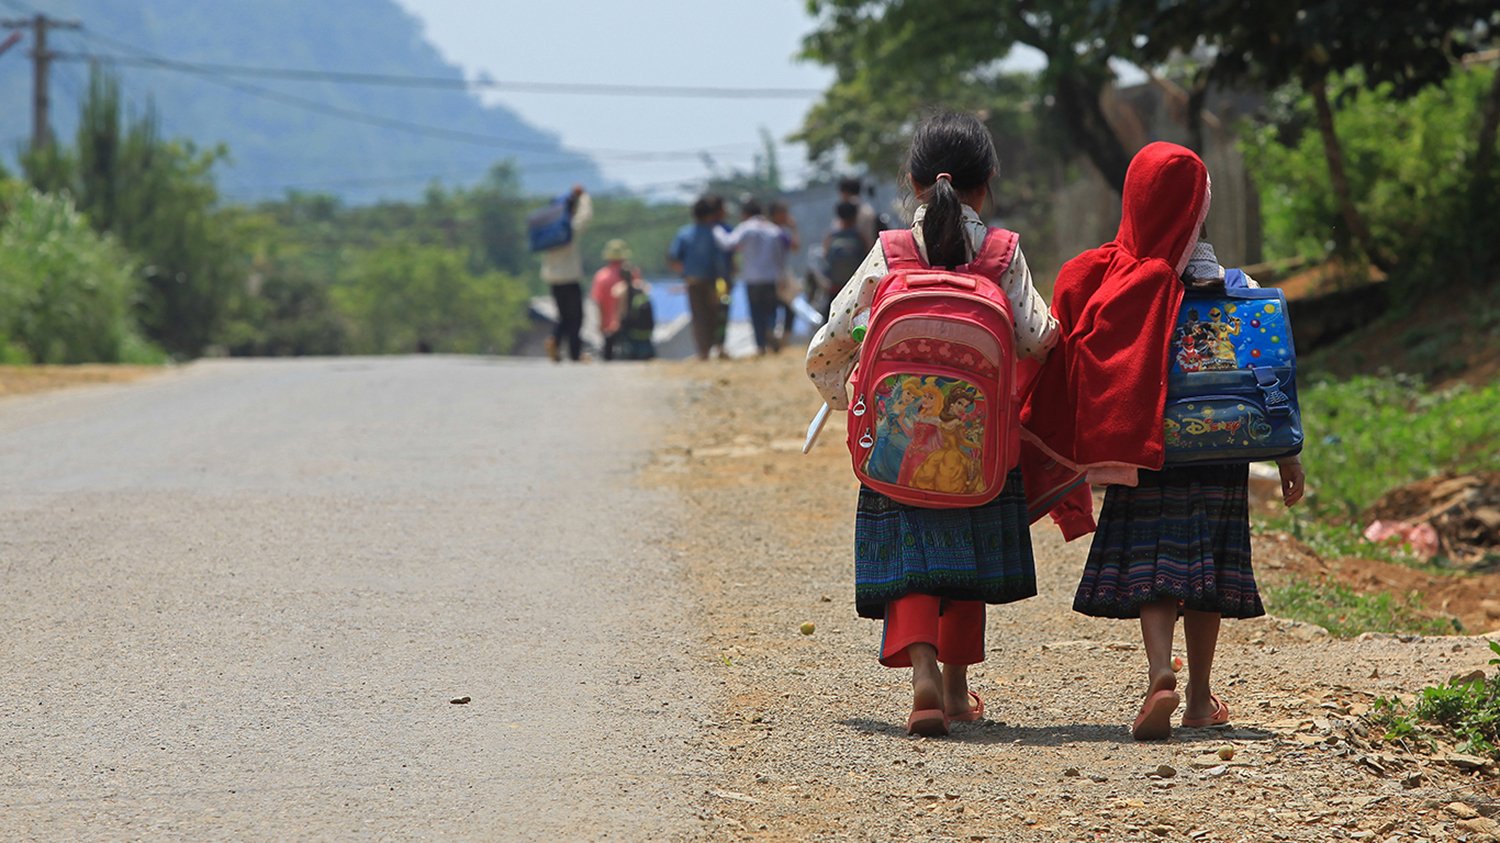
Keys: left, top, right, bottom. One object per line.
{"left": 1277, "top": 458, "right": 1305, "bottom": 507}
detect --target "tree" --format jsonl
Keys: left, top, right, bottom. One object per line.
{"left": 800, "top": 0, "right": 1139, "bottom": 191}
{"left": 23, "top": 69, "right": 242, "bottom": 357}
{"left": 1244, "top": 66, "right": 1500, "bottom": 288}
{"left": 1133, "top": 0, "right": 1500, "bottom": 272}
{"left": 468, "top": 163, "right": 529, "bottom": 277}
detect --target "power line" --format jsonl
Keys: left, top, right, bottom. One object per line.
{"left": 53, "top": 52, "right": 825, "bottom": 100}
{"left": 0, "top": 0, "right": 816, "bottom": 201}
{"left": 46, "top": 31, "right": 789, "bottom": 165}
{"left": 220, "top": 162, "right": 826, "bottom": 204}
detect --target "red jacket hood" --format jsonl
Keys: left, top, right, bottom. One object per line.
{"left": 1118, "top": 142, "right": 1212, "bottom": 274}
{"left": 1020, "top": 142, "right": 1211, "bottom": 477}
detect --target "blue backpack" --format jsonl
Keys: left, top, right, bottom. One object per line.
{"left": 526, "top": 195, "right": 573, "bottom": 253}
{"left": 1163, "top": 269, "right": 1303, "bottom": 464}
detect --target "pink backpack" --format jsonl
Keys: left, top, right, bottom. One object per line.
{"left": 846, "top": 228, "right": 1020, "bottom": 508}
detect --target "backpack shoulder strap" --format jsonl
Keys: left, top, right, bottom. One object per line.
{"left": 878, "top": 229, "right": 926, "bottom": 271}
{"left": 962, "top": 227, "right": 1019, "bottom": 280}
{"left": 1224, "top": 268, "right": 1248, "bottom": 289}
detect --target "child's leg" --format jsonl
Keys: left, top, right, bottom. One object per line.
{"left": 1138, "top": 599, "right": 1179, "bottom": 695}
{"left": 881, "top": 595, "right": 943, "bottom": 714}
{"left": 1133, "top": 598, "right": 1182, "bottom": 739}
{"left": 936, "top": 600, "right": 985, "bottom": 717}
{"left": 1182, "top": 610, "right": 1222, "bottom": 720}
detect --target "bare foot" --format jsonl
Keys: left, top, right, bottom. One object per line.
{"left": 912, "top": 672, "right": 942, "bottom": 714}
{"left": 1183, "top": 691, "right": 1227, "bottom": 724}
{"left": 942, "top": 672, "right": 977, "bottom": 718}
{"left": 1147, "top": 669, "right": 1178, "bottom": 697}
{"left": 1133, "top": 671, "right": 1182, "bottom": 740}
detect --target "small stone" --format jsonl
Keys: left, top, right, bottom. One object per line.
{"left": 1402, "top": 772, "right": 1424, "bottom": 789}
{"left": 1443, "top": 753, "right": 1491, "bottom": 771}
{"left": 1088, "top": 773, "right": 1109, "bottom": 783}
{"left": 450, "top": 696, "right": 471, "bottom": 704}
{"left": 1063, "top": 767, "right": 1081, "bottom": 777}
{"left": 1457, "top": 817, "right": 1500, "bottom": 838}
{"left": 1447, "top": 802, "right": 1481, "bottom": 820}
{"left": 1481, "top": 598, "right": 1500, "bottom": 620}
{"left": 1288, "top": 622, "right": 1330, "bottom": 640}
{"left": 1153, "top": 764, "right": 1177, "bottom": 778}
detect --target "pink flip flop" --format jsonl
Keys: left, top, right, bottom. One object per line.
{"left": 1181, "top": 694, "right": 1231, "bottom": 728}
{"left": 1131, "top": 689, "right": 1181, "bottom": 741}
{"left": 949, "top": 690, "right": 985, "bottom": 723}
{"left": 907, "top": 707, "right": 950, "bottom": 737}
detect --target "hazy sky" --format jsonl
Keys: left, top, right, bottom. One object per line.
{"left": 392, "top": 0, "right": 834, "bottom": 195}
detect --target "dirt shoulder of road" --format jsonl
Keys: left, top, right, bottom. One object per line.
{"left": 645, "top": 352, "right": 1499, "bottom": 843}
{"left": 0, "top": 364, "right": 161, "bottom": 398}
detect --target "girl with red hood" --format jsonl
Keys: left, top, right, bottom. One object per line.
{"left": 1022, "top": 142, "right": 1305, "bottom": 740}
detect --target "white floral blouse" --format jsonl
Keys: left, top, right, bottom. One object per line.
{"left": 805, "top": 204, "right": 1059, "bottom": 409}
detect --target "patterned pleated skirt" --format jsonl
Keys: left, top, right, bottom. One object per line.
{"left": 1074, "top": 463, "right": 1264, "bottom": 619}
{"left": 853, "top": 468, "right": 1037, "bottom": 620}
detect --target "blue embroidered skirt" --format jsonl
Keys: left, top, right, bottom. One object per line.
{"left": 853, "top": 468, "right": 1037, "bottom": 619}
{"left": 1074, "top": 463, "right": 1264, "bottom": 619}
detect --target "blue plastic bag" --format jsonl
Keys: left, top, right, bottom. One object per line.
{"left": 526, "top": 195, "right": 573, "bottom": 253}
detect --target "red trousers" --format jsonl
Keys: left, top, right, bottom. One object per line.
{"left": 879, "top": 594, "right": 986, "bottom": 667}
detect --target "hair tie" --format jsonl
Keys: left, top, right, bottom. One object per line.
{"left": 935, "top": 173, "right": 953, "bottom": 183}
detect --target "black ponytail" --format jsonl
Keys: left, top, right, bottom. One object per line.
{"left": 906, "top": 112, "right": 999, "bottom": 268}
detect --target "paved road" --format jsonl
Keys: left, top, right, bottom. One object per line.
{"left": 0, "top": 358, "right": 704, "bottom": 840}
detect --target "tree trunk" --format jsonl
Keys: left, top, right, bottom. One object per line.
{"left": 1473, "top": 63, "right": 1500, "bottom": 192}
{"left": 1185, "top": 75, "right": 1210, "bottom": 154}
{"left": 1465, "top": 64, "right": 1500, "bottom": 280}
{"left": 1309, "top": 78, "right": 1394, "bottom": 273}
{"left": 1052, "top": 73, "right": 1132, "bottom": 194}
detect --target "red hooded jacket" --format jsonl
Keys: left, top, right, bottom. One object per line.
{"left": 1022, "top": 142, "right": 1212, "bottom": 485}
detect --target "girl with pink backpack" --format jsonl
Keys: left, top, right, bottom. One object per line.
{"left": 804, "top": 112, "right": 1059, "bottom": 736}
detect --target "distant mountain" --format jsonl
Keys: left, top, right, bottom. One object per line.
{"left": 0, "top": 0, "right": 606, "bottom": 202}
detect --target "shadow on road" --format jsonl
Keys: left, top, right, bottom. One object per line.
{"left": 838, "top": 718, "right": 1275, "bottom": 746}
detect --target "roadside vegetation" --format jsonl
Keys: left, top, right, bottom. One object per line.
{"left": 1264, "top": 579, "right": 1459, "bottom": 638}
{"left": 1371, "top": 641, "right": 1500, "bottom": 762}
{"left": 1258, "top": 376, "right": 1500, "bottom": 635}
{"left": 0, "top": 68, "right": 690, "bottom": 361}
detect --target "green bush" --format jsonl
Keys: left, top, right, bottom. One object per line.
{"left": 1371, "top": 642, "right": 1500, "bottom": 760}
{"left": 1243, "top": 66, "right": 1497, "bottom": 285}
{"left": 223, "top": 271, "right": 349, "bottom": 357}
{"left": 332, "top": 244, "right": 529, "bottom": 355}
{"left": 0, "top": 186, "right": 161, "bottom": 364}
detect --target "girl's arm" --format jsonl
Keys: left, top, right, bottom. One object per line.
{"left": 805, "top": 241, "right": 888, "bottom": 410}
{"left": 1276, "top": 455, "right": 1305, "bottom": 506}
{"left": 1000, "top": 245, "right": 1059, "bottom": 360}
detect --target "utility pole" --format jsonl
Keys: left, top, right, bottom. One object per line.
{"left": 1, "top": 14, "right": 82, "bottom": 152}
